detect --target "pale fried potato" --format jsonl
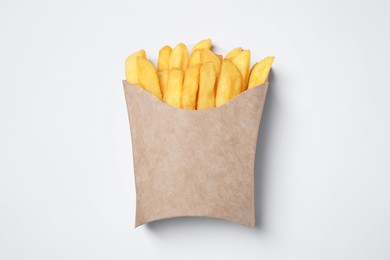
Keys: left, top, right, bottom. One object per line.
{"left": 188, "top": 49, "right": 202, "bottom": 67}
{"left": 225, "top": 47, "right": 243, "bottom": 59}
{"left": 191, "top": 39, "right": 212, "bottom": 52}
{"left": 157, "top": 46, "right": 172, "bottom": 72}
{"left": 169, "top": 43, "right": 189, "bottom": 71}
{"left": 200, "top": 49, "right": 221, "bottom": 75}
{"left": 181, "top": 64, "right": 200, "bottom": 110}
{"left": 197, "top": 62, "right": 217, "bottom": 110}
{"left": 248, "top": 56, "right": 275, "bottom": 89}
{"left": 157, "top": 70, "right": 169, "bottom": 98}
{"left": 125, "top": 50, "right": 146, "bottom": 85}
{"left": 231, "top": 50, "right": 251, "bottom": 91}
{"left": 216, "top": 59, "right": 242, "bottom": 106}
{"left": 164, "top": 68, "right": 184, "bottom": 108}
{"left": 137, "top": 57, "right": 162, "bottom": 100}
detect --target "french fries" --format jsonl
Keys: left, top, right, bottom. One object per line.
{"left": 158, "top": 70, "right": 169, "bottom": 98}
{"left": 192, "top": 39, "right": 212, "bottom": 52}
{"left": 137, "top": 57, "right": 162, "bottom": 100}
{"left": 181, "top": 64, "right": 200, "bottom": 110}
{"left": 125, "top": 40, "right": 274, "bottom": 109}
{"left": 231, "top": 50, "right": 251, "bottom": 91}
{"left": 197, "top": 62, "right": 217, "bottom": 110}
{"left": 125, "top": 50, "right": 146, "bottom": 85}
{"left": 157, "top": 46, "right": 172, "bottom": 72}
{"left": 164, "top": 68, "right": 184, "bottom": 108}
{"left": 188, "top": 49, "right": 202, "bottom": 67}
{"left": 225, "top": 47, "right": 242, "bottom": 59}
{"left": 216, "top": 60, "right": 242, "bottom": 106}
{"left": 200, "top": 49, "right": 221, "bottom": 75}
{"left": 216, "top": 54, "right": 223, "bottom": 63}
{"left": 169, "top": 43, "right": 189, "bottom": 71}
{"left": 248, "top": 56, "right": 275, "bottom": 89}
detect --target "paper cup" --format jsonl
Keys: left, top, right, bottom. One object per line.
{"left": 123, "top": 81, "right": 268, "bottom": 227}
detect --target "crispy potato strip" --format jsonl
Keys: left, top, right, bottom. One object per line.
{"left": 137, "top": 57, "right": 162, "bottom": 100}
{"left": 169, "top": 43, "right": 189, "bottom": 71}
{"left": 216, "top": 59, "right": 242, "bottom": 106}
{"left": 157, "top": 46, "right": 172, "bottom": 72}
{"left": 248, "top": 56, "right": 275, "bottom": 89}
{"left": 225, "top": 47, "right": 242, "bottom": 59}
{"left": 197, "top": 62, "right": 216, "bottom": 110}
{"left": 191, "top": 39, "right": 212, "bottom": 52}
{"left": 231, "top": 50, "right": 251, "bottom": 91}
{"left": 157, "top": 70, "right": 169, "bottom": 98}
{"left": 188, "top": 49, "right": 202, "bottom": 67}
{"left": 164, "top": 68, "right": 184, "bottom": 108}
{"left": 200, "top": 49, "right": 221, "bottom": 75}
{"left": 125, "top": 50, "right": 146, "bottom": 85}
{"left": 181, "top": 64, "right": 200, "bottom": 110}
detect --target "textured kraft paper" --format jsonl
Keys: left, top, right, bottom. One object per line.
{"left": 123, "top": 80, "right": 268, "bottom": 228}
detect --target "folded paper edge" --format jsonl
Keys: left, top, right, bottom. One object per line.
{"left": 122, "top": 80, "right": 268, "bottom": 111}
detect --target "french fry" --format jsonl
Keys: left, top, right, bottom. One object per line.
{"left": 216, "top": 59, "right": 242, "bottom": 107}
{"left": 181, "top": 64, "right": 200, "bottom": 110}
{"left": 200, "top": 49, "right": 221, "bottom": 75}
{"left": 216, "top": 54, "right": 223, "bottom": 63}
{"left": 197, "top": 62, "right": 216, "bottom": 110}
{"left": 248, "top": 56, "right": 275, "bottom": 89}
{"left": 191, "top": 39, "right": 212, "bottom": 52}
{"left": 157, "top": 70, "right": 169, "bottom": 98}
{"left": 125, "top": 50, "right": 146, "bottom": 85}
{"left": 188, "top": 49, "right": 202, "bottom": 67}
{"left": 137, "top": 57, "right": 162, "bottom": 100}
{"left": 164, "top": 68, "right": 184, "bottom": 108}
{"left": 225, "top": 47, "right": 242, "bottom": 59}
{"left": 169, "top": 43, "right": 189, "bottom": 71}
{"left": 157, "top": 46, "right": 172, "bottom": 72}
{"left": 231, "top": 50, "right": 251, "bottom": 91}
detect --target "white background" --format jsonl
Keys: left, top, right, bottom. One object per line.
{"left": 1, "top": 0, "right": 390, "bottom": 259}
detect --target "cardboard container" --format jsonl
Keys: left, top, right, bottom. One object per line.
{"left": 123, "top": 80, "right": 268, "bottom": 227}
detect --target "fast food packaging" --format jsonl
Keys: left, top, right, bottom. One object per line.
{"left": 123, "top": 80, "right": 268, "bottom": 228}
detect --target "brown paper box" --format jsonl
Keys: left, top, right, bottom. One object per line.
{"left": 123, "top": 80, "right": 268, "bottom": 228}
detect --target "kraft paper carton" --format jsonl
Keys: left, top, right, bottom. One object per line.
{"left": 123, "top": 81, "right": 268, "bottom": 228}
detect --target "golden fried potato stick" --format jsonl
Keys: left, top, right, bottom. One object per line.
{"left": 164, "top": 68, "right": 184, "bottom": 108}
{"left": 188, "top": 49, "right": 202, "bottom": 67}
{"left": 197, "top": 62, "right": 217, "bottom": 110}
{"left": 216, "top": 54, "right": 223, "bottom": 63}
{"left": 200, "top": 49, "right": 221, "bottom": 75}
{"left": 157, "top": 46, "right": 172, "bottom": 72}
{"left": 191, "top": 39, "right": 212, "bottom": 52}
{"left": 181, "top": 64, "right": 200, "bottom": 110}
{"left": 157, "top": 70, "right": 169, "bottom": 98}
{"left": 225, "top": 47, "right": 243, "bottom": 59}
{"left": 231, "top": 50, "right": 251, "bottom": 91}
{"left": 137, "top": 57, "right": 162, "bottom": 100}
{"left": 125, "top": 50, "right": 146, "bottom": 85}
{"left": 216, "top": 59, "right": 242, "bottom": 107}
{"left": 248, "top": 56, "right": 275, "bottom": 89}
{"left": 169, "top": 43, "right": 189, "bottom": 71}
